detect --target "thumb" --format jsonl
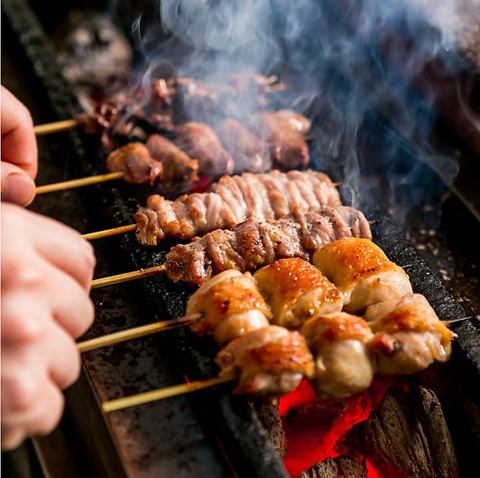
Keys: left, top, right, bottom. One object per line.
{"left": 1, "top": 162, "right": 36, "bottom": 206}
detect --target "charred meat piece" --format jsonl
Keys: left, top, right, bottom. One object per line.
{"left": 365, "top": 294, "right": 453, "bottom": 375}
{"left": 215, "top": 118, "right": 271, "bottom": 173}
{"left": 164, "top": 206, "right": 371, "bottom": 286}
{"left": 255, "top": 110, "right": 310, "bottom": 169}
{"left": 216, "top": 326, "right": 314, "bottom": 397}
{"left": 186, "top": 270, "right": 272, "bottom": 344}
{"left": 135, "top": 170, "right": 340, "bottom": 245}
{"left": 301, "top": 312, "right": 374, "bottom": 398}
{"left": 254, "top": 258, "right": 342, "bottom": 330}
{"left": 146, "top": 134, "right": 198, "bottom": 188}
{"left": 313, "top": 238, "right": 413, "bottom": 313}
{"left": 174, "top": 122, "right": 234, "bottom": 177}
{"left": 106, "top": 143, "right": 163, "bottom": 185}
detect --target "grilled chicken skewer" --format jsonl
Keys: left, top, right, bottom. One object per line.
{"left": 84, "top": 258, "right": 341, "bottom": 349}
{"left": 93, "top": 249, "right": 454, "bottom": 408}
{"left": 216, "top": 326, "right": 314, "bottom": 397}
{"left": 90, "top": 205, "right": 370, "bottom": 288}
{"left": 135, "top": 169, "right": 340, "bottom": 245}
{"left": 301, "top": 313, "right": 375, "bottom": 398}
{"left": 313, "top": 237, "right": 413, "bottom": 313}
{"left": 36, "top": 108, "right": 310, "bottom": 194}
{"left": 365, "top": 293, "right": 454, "bottom": 375}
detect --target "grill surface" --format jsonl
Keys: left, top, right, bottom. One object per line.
{"left": 3, "top": 0, "right": 480, "bottom": 476}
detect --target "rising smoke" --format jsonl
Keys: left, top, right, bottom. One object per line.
{"left": 134, "top": 0, "right": 464, "bottom": 222}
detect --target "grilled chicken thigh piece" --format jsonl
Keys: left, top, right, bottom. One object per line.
{"left": 215, "top": 118, "right": 271, "bottom": 173}
{"left": 186, "top": 270, "right": 271, "bottom": 343}
{"left": 365, "top": 294, "right": 453, "bottom": 375}
{"left": 216, "top": 326, "right": 314, "bottom": 397}
{"left": 146, "top": 134, "right": 198, "bottom": 187}
{"left": 313, "top": 238, "right": 412, "bottom": 313}
{"left": 106, "top": 142, "right": 163, "bottom": 184}
{"left": 254, "top": 258, "right": 342, "bottom": 329}
{"left": 301, "top": 312, "right": 374, "bottom": 398}
{"left": 255, "top": 111, "right": 310, "bottom": 169}
{"left": 174, "top": 122, "right": 234, "bottom": 177}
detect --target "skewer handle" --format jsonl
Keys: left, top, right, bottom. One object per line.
{"left": 36, "top": 172, "right": 124, "bottom": 195}
{"left": 83, "top": 224, "right": 136, "bottom": 241}
{"left": 91, "top": 264, "right": 166, "bottom": 289}
{"left": 102, "top": 375, "right": 234, "bottom": 412}
{"left": 78, "top": 316, "right": 195, "bottom": 352}
{"left": 34, "top": 119, "right": 79, "bottom": 135}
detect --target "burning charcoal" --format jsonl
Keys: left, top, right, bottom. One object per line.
{"left": 345, "top": 385, "right": 459, "bottom": 478}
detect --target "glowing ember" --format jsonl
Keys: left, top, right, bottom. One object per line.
{"left": 279, "top": 379, "right": 393, "bottom": 477}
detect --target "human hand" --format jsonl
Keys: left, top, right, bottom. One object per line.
{"left": 1, "top": 86, "right": 38, "bottom": 206}
{"left": 1, "top": 204, "right": 96, "bottom": 450}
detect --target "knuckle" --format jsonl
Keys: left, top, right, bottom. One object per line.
{"left": 5, "top": 375, "right": 42, "bottom": 414}
{"left": 2, "top": 313, "right": 43, "bottom": 345}
{"left": 4, "top": 258, "right": 42, "bottom": 288}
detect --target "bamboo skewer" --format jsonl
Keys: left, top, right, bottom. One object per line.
{"left": 34, "top": 118, "right": 79, "bottom": 135}
{"left": 83, "top": 224, "right": 136, "bottom": 240}
{"left": 102, "top": 375, "right": 234, "bottom": 412}
{"left": 91, "top": 264, "right": 166, "bottom": 289}
{"left": 36, "top": 171, "right": 124, "bottom": 195}
{"left": 78, "top": 316, "right": 197, "bottom": 352}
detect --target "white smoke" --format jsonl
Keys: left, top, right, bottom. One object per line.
{"left": 134, "top": 0, "right": 466, "bottom": 220}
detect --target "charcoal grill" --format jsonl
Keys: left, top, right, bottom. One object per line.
{"left": 2, "top": 0, "right": 480, "bottom": 477}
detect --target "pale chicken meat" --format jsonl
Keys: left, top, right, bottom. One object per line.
{"left": 313, "top": 238, "right": 412, "bottom": 313}
{"left": 301, "top": 312, "right": 374, "bottom": 398}
{"left": 186, "top": 270, "right": 271, "bottom": 343}
{"left": 216, "top": 326, "right": 314, "bottom": 397}
{"left": 254, "top": 258, "right": 342, "bottom": 330}
{"left": 365, "top": 294, "right": 454, "bottom": 375}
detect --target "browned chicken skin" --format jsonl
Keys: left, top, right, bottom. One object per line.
{"left": 186, "top": 270, "right": 271, "bottom": 343}
{"left": 146, "top": 134, "right": 198, "bottom": 187}
{"left": 174, "top": 122, "right": 234, "bottom": 176}
{"left": 254, "top": 258, "right": 342, "bottom": 329}
{"left": 301, "top": 312, "right": 374, "bottom": 398}
{"left": 135, "top": 170, "right": 340, "bottom": 245}
{"left": 313, "top": 238, "right": 413, "bottom": 313}
{"left": 216, "top": 326, "right": 314, "bottom": 397}
{"left": 106, "top": 143, "right": 163, "bottom": 185}
{"left": 365, "top": 293, "right": 454, "bottom": 375}
{"left": 164, "top": 206, "right": 371, "bottom": 286}
{"left": 255, "top": 111, "right": 310, "bottom": 169}
{"left": 215, "top": 118, "right": 271, "bottom": 173}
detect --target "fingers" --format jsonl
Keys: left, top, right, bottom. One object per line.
{"left": 1, "top": 86, "right": 38, "bottom": 179}
{"left": 1, "top": 161, "right": 36, "bottom": 206}
{"left": 3, "top": 206, "right": 96, "bottom": 292}
{"left": 31, "top": 213, "right": 96, "bottom": 292}
{"left": 42, "top": 321, "right": 82, "bottom": 389}
{"left": 1, "top": 366, "right": 64, "bottom": 450}
{"left": 43, "top": 264, "right": 95, "bottom": 338}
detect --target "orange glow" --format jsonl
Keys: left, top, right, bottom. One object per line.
{"left": 279, "top": 379, "right": 393, "bottom": 477}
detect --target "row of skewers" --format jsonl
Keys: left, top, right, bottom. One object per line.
{"left": 80, "top": 238, "right": 454, "bottom": 412}
{"left": 34, "top": 74, "right": 457, "bottom": 415}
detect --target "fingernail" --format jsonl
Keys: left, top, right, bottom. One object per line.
{"left": 3, "top": 173, "right": 35, "bottom": 206}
